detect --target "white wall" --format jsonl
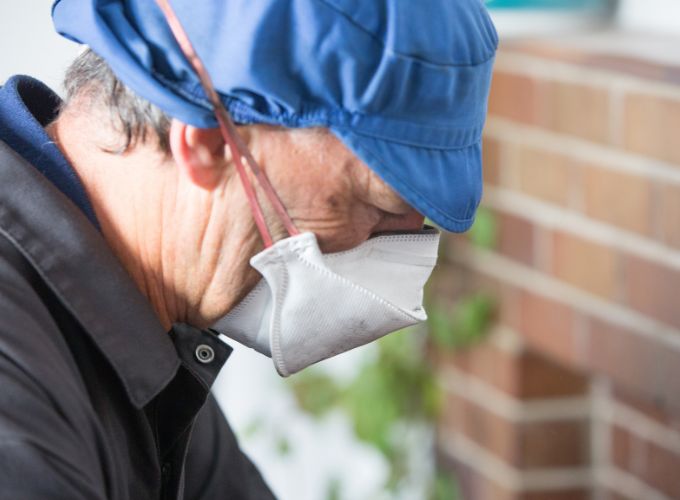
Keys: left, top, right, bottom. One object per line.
{"left": 0, "top": 0, "right": 80, "bottom": 92}
{"left": 618, "top": 0, "right": 680, "bottom": 33}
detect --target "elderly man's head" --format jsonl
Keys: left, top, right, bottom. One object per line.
{"left": 52, "top": 49, "right": 423, "bottom": 329}
{"left": 49, "top": 0, "right": 496, "bottom": 346}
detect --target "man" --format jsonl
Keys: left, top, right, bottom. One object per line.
{"left": 0, "top": 0, "right": 496, "bottom": 498}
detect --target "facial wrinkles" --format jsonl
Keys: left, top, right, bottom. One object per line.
{"left": 185, "top": 172, "right": 262, "bottom": 326}
{"left": 251, "top": 127, "right": 392, "bottom": 252}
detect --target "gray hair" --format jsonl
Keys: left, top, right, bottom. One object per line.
{"left": 62, "top": 48, "right": 171, "bottom": 154}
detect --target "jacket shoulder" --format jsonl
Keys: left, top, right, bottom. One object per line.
{"left": 0, "top": 231, "right": 83, "bottom": 391}
{"left": 0, "top": 231, "right": 63, "bottom": 344}
{"left": 0, "top": 232, "right": 107, "bottom": 496}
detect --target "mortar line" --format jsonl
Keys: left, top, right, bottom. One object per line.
{"left": 440, "top": 431, "right": 592, "bottom": 492}
{"left": 596, "top": 466, "right": 671, "bottom": 500}
{"left": 483, "top": 186, "right": 680, "bottom": 271}
{"left": 494, "top": 52, "right": 680, "bottom": 101}
{"left": 441, "top": 365, "right": 590, "bottom": 422}
{"left": 485, "top": 117, "right": 680, "bottom": 185}
{"left": 597, "top": 398, "right": 680, "bottom": 456}
{"left": 446, "top": 243, "right": 680, "bottom": 351}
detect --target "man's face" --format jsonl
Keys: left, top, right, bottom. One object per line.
{"left": 171, "top": 123, "right": 424, "bottom": 327}
{"left": 246, "top": 125, "right": 425, "bottom": 253}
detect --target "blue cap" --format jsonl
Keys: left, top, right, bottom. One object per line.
{"left": 52, "top": 0, "right": 497, "bottom": 232}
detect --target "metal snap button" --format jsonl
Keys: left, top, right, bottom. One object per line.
{"left": 195, "top": 344, "right": 215, "bottom": 364}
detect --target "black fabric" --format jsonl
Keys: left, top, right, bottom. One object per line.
{"left": 0, "top": 141, "right": 275, "bottom": 499}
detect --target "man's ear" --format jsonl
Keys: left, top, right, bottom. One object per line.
{"left": 169, "top": 119, "right": 227, "bottom": 190}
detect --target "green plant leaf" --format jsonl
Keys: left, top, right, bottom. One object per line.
{"left": 429, "top": 294, "right": 496, "bottom": 349}
{"left": 241, "top": 417, "right": 265, "bottom": 440}
{"left": 325, "top": 477, "right": 342, "bottom": 500}
{"left": 430, "top": 470, "right": 462, "bottom": 500}
{"left": 275, "top": 436, "right": 292, "bottom": 457}
{"left": 467, "top": 206, "right": 497, "bottom": 250}
{"left": 288, "top": 369, "right": 341, "bottom": 418}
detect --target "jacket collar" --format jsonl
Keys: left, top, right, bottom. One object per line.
{"left": 0, "top": 76, "right": 100, "bottom": 227}
{"left": 0, "top": 140, "right": 180, "bottom": 408}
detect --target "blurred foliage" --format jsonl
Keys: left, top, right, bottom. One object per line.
{"left": 289, "top": 306, "right": 495, "bottom": 497}
{"left": 467, "top": 206, "right": 497, "bottom": 250}
{"left": 431, "top": 471, "right": 462, "bottom": 500}
{"left": 275, "top": 436, "right": 292, "bottom": 457}
{"left": 288, "top": 209, "right": 498, "bottom": 498}
{"left": 289, "top": 328, "right": 441, "bottom": 491}
{"left": 326, "top": 477, "right": 343, "bottom": 500}
{"left": 289, "top": 370, "right": 342, "bottom": 419}
{"left": 428, "top": 294, "right": 496, "bottom": 350}
{"left": 241, "top": 417, "right": 265, "bottom": 439}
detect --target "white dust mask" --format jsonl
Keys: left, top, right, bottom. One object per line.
{"left": 213, "top": 228, "right": 440, "bottom": 376}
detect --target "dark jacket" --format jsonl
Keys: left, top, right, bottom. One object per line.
{"left": 0, "top": 140, "right": 275, "bottom": 499}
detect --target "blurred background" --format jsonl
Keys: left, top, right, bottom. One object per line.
{"left": 3, "top": 1, "right": 680, "bottom": 499}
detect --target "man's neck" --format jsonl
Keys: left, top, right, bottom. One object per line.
{"left": 45, "top": 104, "right": 263, "bottom": 331}
{"left": 46, "top": 110, "right": 187, "bottom": 330}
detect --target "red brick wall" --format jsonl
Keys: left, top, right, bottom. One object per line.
{"left": 435, "top": 38, "right": 680, "bottom": 500}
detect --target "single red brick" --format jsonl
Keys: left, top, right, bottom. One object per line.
{"left": 518, "top": 291, "right": 581, "bottom": 367}
{"left": 512, "top": 146, "right": 573, "bottom": 207}
{"left": 488, "top": 71, "right": 545, "bottom": 125}
{"left": 610, "top": 425, "right": 633, "bottom": 472}
{"left": 550, "top": 231, "right": 619, "bottom": 299}
{"left": 656, "top": 349, "right": 680, "bottom": 414}
{"left": 441, "top": 341, "right": 523, "bottom": 398}
{"left": 541, "top": 80, "right": 610, "bottom": 144}
{"left": 582, "top": 165, "right": 654, "bottom": 236}
{"left": 497, "top": 211, "right": 536, "bottom": 267}
{"left": 483, "top": 136, "right": 502, "bottom": 186}
{"left": 659, "top": 182, "right": 680, "bottom": 250}
{"left": 519, "top": 350, "right": 589, "bottom": 400}
{"left": 441, "top": 391, "right": 518, "bottom": 466}
{"left": 520, "top": 419, "right": 590, "bottom": 468}
{"left": 624, "top": 255, "right": 680, "bottom": 330}
{"left": 641, "top": 440, "right": 680, "bottom": 499}
{"left": 587, "top": 319, "right": 663, "bottom": 403}
{"left": 623, "top": 93, "right": 680, "bottom": 166}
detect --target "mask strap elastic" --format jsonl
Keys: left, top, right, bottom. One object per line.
{"left": 156, "top": 0, "right": 299, "bottom": 248}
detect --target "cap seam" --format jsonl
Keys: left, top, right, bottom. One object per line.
{"left": 334, "top": 125, "right": 481, "bottom": 151}
{"left": 226, "top": 100, "right": 484, "bottom": 150}
{"left": 314, "top": 0, "right": 497, "bottom": 69}
{"left": 155, "top": 72, "right": 488, "bottom": 148}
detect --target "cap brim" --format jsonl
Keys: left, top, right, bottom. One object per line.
{"left": 331, "top": 128, "right": 483, "bottom": 233}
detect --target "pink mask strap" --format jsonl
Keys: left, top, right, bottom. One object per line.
{"left": 156, "top": 0, "right": 299, "bottom": 248}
